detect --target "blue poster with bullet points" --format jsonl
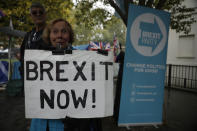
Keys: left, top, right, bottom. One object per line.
{"left": 118, "top": 4, "right": 170, "bottom": 126}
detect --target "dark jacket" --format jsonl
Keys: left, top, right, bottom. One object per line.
{"left": 20, "top": 28, "right": 45, "bottom": 62}
{"left": 19, "top": 28, "right": 46, "bottom": 78}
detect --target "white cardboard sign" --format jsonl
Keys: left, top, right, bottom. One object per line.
{"left": 24, "top": 50, "right": 114, "bottom": 119}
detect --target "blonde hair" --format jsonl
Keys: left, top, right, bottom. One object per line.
{"left": 42, "top": 18, "right": 74, "bottom": 45}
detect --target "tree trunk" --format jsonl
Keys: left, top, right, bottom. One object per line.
{"left": 108, "top": 0, "right": 128, "bottom": 26}
{"left": 156, "top": 0, "right": 167, "bottom": 9}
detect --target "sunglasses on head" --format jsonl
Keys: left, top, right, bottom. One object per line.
{"left": 31, "top": 10, "right": 44, "bottom": 16}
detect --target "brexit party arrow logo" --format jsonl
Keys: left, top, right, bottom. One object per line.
{"left": 138, "top": 18, "right": 163, "bottom": 53}
{"left": 130, "top": 13, "right": 167, "bottom": 56}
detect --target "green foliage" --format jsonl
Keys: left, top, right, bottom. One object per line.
{"left": 0, "top": 0, "right": 32, "bottom": 31}
{"left": 165, "top": 0, "right": 196, "bottom": 34}
{"left": 103, "top": 16, "right": 126, "bottom": 44}
{"left": 73, "top": 0, "right": 117, "bottom": 45}
{"left": 0, "top": 0, "right": 74, "bottom": 31}
{"left": 104, "top": 0, "right": 196, "bottom": 34}
{"left": 74, "top": 1, "right": 111, "bottom": 29}
{"left": 0, "top": 0, "right": 196, "bottom": 50}
{"left": 0, "top": 0, "right": 74, "bottom": 48}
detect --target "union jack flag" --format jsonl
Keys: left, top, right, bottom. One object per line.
{"left": 105, "top": 42, "right": 111, "bottom": 51}
{"left": 88, "top": 41, "right": 111, "bottom": 51}
{"left": 113, "top": 35, "right": 120, "bottom": 61}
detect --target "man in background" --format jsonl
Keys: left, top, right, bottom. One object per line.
{"left": 19, "top": 2, "right": 47, "bottom": 95}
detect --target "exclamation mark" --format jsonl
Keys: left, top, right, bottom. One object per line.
{"left": 92, "top": 89, "right": 96, "bottom": 108}
{"left": 92, "top": 62, "right": 95, "bottom": 81}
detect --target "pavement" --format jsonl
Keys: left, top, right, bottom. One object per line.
{"left": 0, "top": 86, "right": 197, "bottom": 131}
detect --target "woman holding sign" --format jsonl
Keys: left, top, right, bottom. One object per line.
{"left": 42, "top": 18, "right": 74, "bottom": 50}
{"left": 29, "top": 18, "right": 102, "bottom": 131}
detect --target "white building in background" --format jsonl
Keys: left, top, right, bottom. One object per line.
{"left": 167, "top": 0, "right": 197, "bottom": 66}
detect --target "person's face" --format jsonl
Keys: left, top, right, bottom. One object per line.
{"left": 50, "top": 21, "right": 70, "bottom": 48}
{"left": 30, "top": 7, "right": 46, "bottom": 25}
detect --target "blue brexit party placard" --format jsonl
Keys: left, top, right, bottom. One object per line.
{"left": 118, "top": 4, "right": 170, "bottom": 126}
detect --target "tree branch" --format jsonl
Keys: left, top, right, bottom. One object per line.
{"left": 146, "top": 0, "right": 154, "bottom": 8}
{"left": 139, "top": 0, "right": 146, "bottom": 6}
{"left": 108, "top": 0, "right": 127, "bottom": 25}
{"left": 156, "top": 0, "right": 167, "bottom": 9}
{"left": 124, "top": 0, "right": 130, "bottom": 19}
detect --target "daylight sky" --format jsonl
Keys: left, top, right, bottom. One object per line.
{"left": 72, "top": 0, "right": 115, "bottom": 14}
